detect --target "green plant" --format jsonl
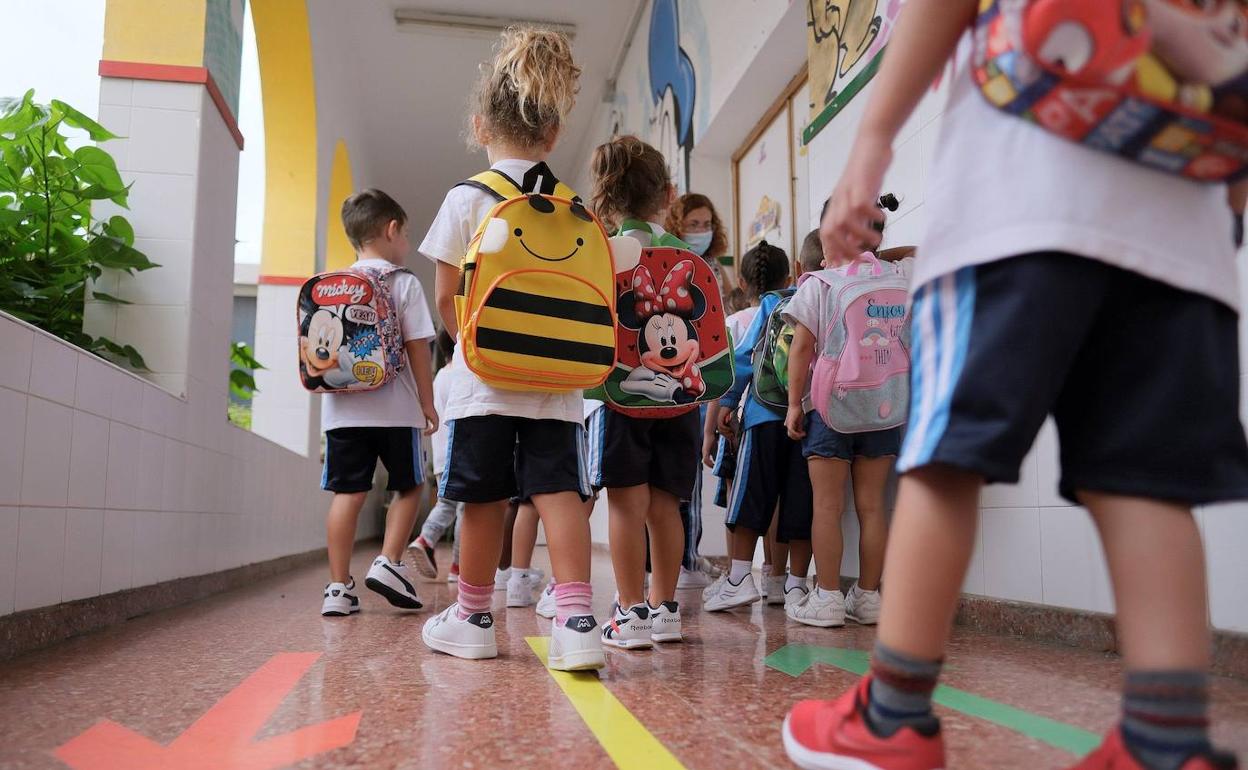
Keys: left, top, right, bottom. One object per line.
{"left": 229, "top": 341, "right": 264, "bottom": 401}
{"left": 0, "top": 90, "right": 157, "bottom": 368}
{"left": 227, "top": 402, "right": 253, "bottom": 431}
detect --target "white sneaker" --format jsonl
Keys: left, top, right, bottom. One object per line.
{"left": 650, "top": 601, "right": 683, "bottom": 643}
{"left": 764, "top": 573, "right": 788, "bottom": 606}
{"left": 786, "top": 587, "right": 846, "bottom": 628}
{"left": 783, "top": 581, "right": 811, "bottom": 613}
{"left": 600, "top": 603, "right": 654, "bottom": 649}
{"left": 422, "top": 603, "right": 497, "bottom": 659}
{"left": 406, "top": 536, "right": 438, "bottom": 579}
{"left": 506, "top": 570, "right": 543, "bottom": 608}
{"left": 364, "top": 556, "right": 422, "bottom": 609}
{"left": 702, "top": 573, "right": 761, "bottom": 612}
{"left": 494, "top": 567, "right": 511, "bottom": 591}
{"left": 760, "top": 564, "right": 772, "bottom": 598}
{"left": 677, "top": 565, "right": 713, "bottom": 589}
{"left": 535, "top": 582, "right": 557, "bottom": 619}
{"left": 548, "top": 615, "right": 606, "bottom": 671}
{"left": 321, "top": 579, "right": 360, "bottom": 616}
{"left": 846, "top": 583, "right": 882, "bottom": 625}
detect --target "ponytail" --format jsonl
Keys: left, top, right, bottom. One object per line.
{"left": 470, "top": 27, "right": 581, "bottom": 149}
{"left": 739, "top": 240, "right": 791, "bottom": 301}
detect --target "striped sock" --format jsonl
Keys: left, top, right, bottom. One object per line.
{"left": 1121, "top": 670, "right": 1210, "bottom": 770}
{"left": 554, "top": 581, "right": 593, "bottom": 625}
{"left": 456, "top": 579, "right": 492, "bottom": 621}
{"left": 866, "top": 641, "right": 943, "bottom": 738}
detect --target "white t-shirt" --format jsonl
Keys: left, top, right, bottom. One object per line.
{"left": 419, "top": 158, "right": 585, "bottom": 424}
{"left": 725, "top": 306, "right": 759, "bottom": 344}
{"left": 915, "top": 39, "right": 1238, "bottom": 311}
{"left": 429, "top": 363, "right": 454, "bottom": 475}
{"left": 321, "top": 258, "right": 436, "bottom": 431}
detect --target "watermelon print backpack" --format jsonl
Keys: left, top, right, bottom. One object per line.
{"left": 750, "top": 287, "right": 797, "bottom": 414}
{"left": 590, "top": 220, "right": 733, "bottom": 419}
{"left": 297, "top": 264, "right": 409, "bottom": 393}
{"left": 809, "top": 254, "right": 912, "bottom": 434}
{"left": 973, "top": 0, "right": 1248, "bottom": 181}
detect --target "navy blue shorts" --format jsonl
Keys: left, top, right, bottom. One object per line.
{"left": 588, "top": 407, "right": 701, "bottom": 499}
{"left": 899, "top": 253, "right": 1248, "bottom": 505}
{"left": 322, "top": 427, "right": 426, "bottom": 493}
{"left": 712, "top": 435, "right": 737, "bottom": 508}
{"left": 440, "top": 415, "right": 589, "bottom": 504}
{"left": 802, "top": 411, "right": 902, "bottom": 461}
{"left": 726, "top": 420, "right": 813, "bottom": 542}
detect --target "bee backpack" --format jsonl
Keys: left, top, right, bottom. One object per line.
{"left": 454, "top": 163, "right": 639, "bottom": 393}
{"left": 808, "top": 253, "right": 911, "bottom": 434}
{"left": 588, "top": 220, "right": 733, "bottom": 419}
{"left": 974, "top": 0, "right": 1248, "bottom": 181}
{"left": 297, "top": 264, "right": 409, "bottom": 393}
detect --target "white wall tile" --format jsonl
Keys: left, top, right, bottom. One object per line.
{"left": 15, "top": 507, "right": 66, "bottom": 611}
{"left": 109, "top": 369, "right": 144, "bottom": 427}
{"left": 1034, "top": 419, "right": 1066, "bottom": 508}
{"left": 126, "top": 107, "right": 201, "bottom": 176}
{"left": 1040, "top": 506, "right": 1115, "bottom": 613}
{"left": 28, "top": 333, "right": 78, "bottom": 407}
{"left": 117, "top": 239, "right": 193, "bottom": 307}
{"left": 161, "top": 438, "right": 186, "bottom": 512}
{"left": 115, "top": 305, "right": 189, "bottom": 377}
{"left": 75, "top": 353, "right": 117, "bottom": 418}
{"left": 67, "top": 410, "right": 110, "bottom": 508}
{"left": 121, "top": 171, "right": 197, "bottom": 241}
{"left": 1202, "top": 502, "right": 1248, "bottom": 633}
{"left": 982, "top": 507, "right": 1043, "bottom": 603}
{"left": 82, "top": 300, "right": 118, "bottom": 343}
{"left": 0, "top": 506, "right": 18, "bottom": 616}
{"left": 96, "top": 104, "right": 131, "bottom": 170}
{"left": 62, "top": 508, "right": 104, "bottom": 601}
{"left": 20, "top": 398, "right": 72, "bottom": 507}
{"left": 130, "top": 510, "right": 160, "bottom": 588}
{"left": 0, "top": 318, "right": 33, "bottom": 392}
{"left": 962, "top": 518, "right": 986, "bottom": 595}
{"left": 104, "top": 423, "right": 141, "bottom": 510}
{"left": 132, "top": 80, "right": 203, "bottom": 112}
{"left": 99, "top": 78, "right": 132, "bottom": 107}
{"left": 0, "top": 387, "right": 27, "bottom": 506}
{"left": 135, "top": 430, "right": 165, "bottom": 510}
{"left": 99, "top": 508, "right": 134, "bottom": 594}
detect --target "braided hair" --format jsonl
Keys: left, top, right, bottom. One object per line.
{"left": 739, "top": 240, "right": 791, "bottom": 302}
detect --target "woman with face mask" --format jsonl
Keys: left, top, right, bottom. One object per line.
{"left": 666, "top": 193, "right": 731, "bottom": 298}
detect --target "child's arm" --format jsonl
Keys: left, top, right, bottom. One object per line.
{"left": 702, "top": 402, "right": 719, "bottom": 468}
{"left": 785, "top": 323, "right": 816, "bottom": 440}
{"left": 717, "top": 296, "right": 776, "bottom": 435}
{"left": 434, "top": 261, "right": 460, "bottom": 339}
{"left": 821, "top": 0, "right": 977, "bottom": 264}
{"left": 406, "top": 338, "right": 438, "bottom": 436}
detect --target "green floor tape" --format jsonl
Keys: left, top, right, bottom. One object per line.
{"left": 764, "top": 644, "right": 1101, "bottom": 756}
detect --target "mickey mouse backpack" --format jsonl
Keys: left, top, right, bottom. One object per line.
{"left": 297, "top": 264, "right": 409, "bottom": 393}
{"left": 808, "top": 253, "right": 912, "bottom": 434}
{"left": 589, "top": 220, "right": 732, "bottom": 419}
{"left": 973, "top": 0, "right": 1248, "bottom": 181}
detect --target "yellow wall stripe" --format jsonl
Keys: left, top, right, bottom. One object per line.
{"left": 525, "top": 638, "right": 687, "bottom": 770}
{"left": 325, "top": 139, "right": 355, "bottom": 271}
{"left": 103, "top": 0, "right": 207, "bottom": 67}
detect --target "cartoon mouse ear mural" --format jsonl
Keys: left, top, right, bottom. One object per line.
{"left": 649, "top": 0, "right": 696, "bottom": 192}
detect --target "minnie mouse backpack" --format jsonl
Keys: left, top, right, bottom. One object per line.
{"left": 588, "top": 220, "right": 733, "bottom": 419}
{"left": 974, "top": 0, "right": 1248, "bottom": 181}
{"left": 297, "top": 264, "right": 409, "bottom": 393}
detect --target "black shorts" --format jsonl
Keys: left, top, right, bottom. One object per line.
{"left": 439, "top": 415, "right": 589, "bottom": 504}
{"left": 587, "top": 407, "right": 701, "bottom": 499}
{"left": 899, "top": 253, "right": 1248, "bottom": 505}
{"left": 322, "top": 427, "right": 426, "bottom": 493}
{"left": 725, "top": 420, "right": 813, "bottom": 542}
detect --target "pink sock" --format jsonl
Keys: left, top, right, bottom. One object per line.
{"left": 456, "top": 579, "right": 492, "bottom": 620}
{"left": 554, "top": 582, "right": 593, "bottom": 625}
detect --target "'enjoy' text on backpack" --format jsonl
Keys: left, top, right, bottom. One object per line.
{"left": 298, "top": 264, "right": 409, "bottom": 393}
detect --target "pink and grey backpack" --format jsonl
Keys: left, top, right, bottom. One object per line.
{"left": 808, "top": 254, "right": 912, "bottom": 434}
{"left": 297, "top": 264, "right": 409, "bottom": 393}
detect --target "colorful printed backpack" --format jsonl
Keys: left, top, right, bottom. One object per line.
{"left": 454, "top": 163, "right": 638, "bottom": 393}
{"left": 750, "top": 287, "right": 797, "bottom": 414}
{"left": 297, "top": 264, "right": 409, "bottom": 393}
{"left": 973, "top": 0, "right": 1248, "bottom": 181}
{"left": 589, "top": 220, "right": 733, "bottom": 419}
{"left": 809, "top": 254, "right": 912, "bottom": 434}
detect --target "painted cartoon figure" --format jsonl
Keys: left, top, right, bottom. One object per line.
{"left": 648, "top": 0, "right": 696, "bottom": 191}
{"left": 619, "top": 259, "right": 707, "bottom": 404}
{"left": 300, "top": 307, "right": 357, "bottom": 390}
{"left": 1142, "top": 0, "right": 1248, "bottom": 113}
{"left": 807, "top": 0, "right": 884, "bottom": 110}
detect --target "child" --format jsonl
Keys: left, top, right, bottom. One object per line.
{"left": 703, "top": 241, "right": 815, "bottom": 614}
{"left": 783, "top": 217, "right": 912, "bottom": 629}
{"left": 782, "top": 2, "right": 1248, "bottom": 768}
{"left": 588, "top": 135, "right": 702, "bottom": 649}
{"left": 418, "top": 27, "right": 604, "bottom": 672}
{"left": 505, "top": 500, "right": 547, "bottom": 607}
{"left": 408, "top": 330, "right": 462, "bottom": 580}
{"left": 319, "top": 189, "right": 438, "bottom": 617}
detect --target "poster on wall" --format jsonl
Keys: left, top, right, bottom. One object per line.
{"left": 804, "top": 0, "right": 903, "bottom": 145}
{"left": 746, "top": 195, "right": 782, "bottom": 250}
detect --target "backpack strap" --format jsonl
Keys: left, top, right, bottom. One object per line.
{"left": 617, "top": 218, "right": 691, "bottom": 249}
{"left": 454, "top": 161, "right": 578, "bottom": 202}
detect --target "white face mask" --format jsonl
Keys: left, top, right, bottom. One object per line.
{"left": 684, "top": 230, "right": 713, "bottom": 256}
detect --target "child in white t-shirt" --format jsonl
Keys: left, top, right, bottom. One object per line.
{"left": 408, "top": 331, "right": 463, "bottom": 581}
{"left": 318, "top": 189, "right": 437, "bottom": 618}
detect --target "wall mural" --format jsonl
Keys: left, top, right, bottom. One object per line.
{"left": 804, "top": 0, "right": 904, "bottom": 143}
{"left": 648, "top": 0, "right": 697, "bottom": 192}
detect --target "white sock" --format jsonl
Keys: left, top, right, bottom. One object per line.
{"left": 786, "top": 574, "right": 807, "bottom": 592}
{"left": 761, "top": 563, "right": 772, "bottom": 577}
{"left": 496, "top": 567, "right": 511, "bottom": 580}
{"left": 729, "top": 559, "right": 752, "bottom": 583}
{"left": 815, "top": 585, "right": 840, "bottom": 599}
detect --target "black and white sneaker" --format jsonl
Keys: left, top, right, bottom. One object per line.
{"left": 321, "top": 579, "right": 360, "bottom": 616}
{"left": 650, "top": 601, "right": 683, "bottom": 643}
{"left": 406, "top": 535, "right": 438, "bottom": 580}
{"left": 548, "top": 615, "right": 606, "bottom": 671}
{"left": 600, "top": 602, "right": 653, "bottom": 649}
{"left": 364, "top": 556, "right": 422, "bottom": 609}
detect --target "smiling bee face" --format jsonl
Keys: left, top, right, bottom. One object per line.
{"left": 477, "top": 194, "right": 615, "bottom": 279}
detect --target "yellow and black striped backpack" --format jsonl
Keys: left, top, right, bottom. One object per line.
{"left": 453, "top": 163, "right": 640, "bottom": 393}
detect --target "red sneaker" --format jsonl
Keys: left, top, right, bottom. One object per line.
{"left": 1066, "top": 727, "right": 1239, "bottom": 770}
{"left": 782, "top": 676, "right": 945, "bottom": 770}
{"left": 447, "top": 562, "right": 460, "bottom": 583}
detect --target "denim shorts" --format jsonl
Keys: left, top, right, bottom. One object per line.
{"left": 802, "top": 411, "right": 902, "bottom": 461}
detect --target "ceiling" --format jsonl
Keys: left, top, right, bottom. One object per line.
{"left": 306, "top": 0, "right": 643, "bottom": 278}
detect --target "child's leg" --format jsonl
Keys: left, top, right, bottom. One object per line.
{"left": 327, "top": 492, "right": 368, "bottom": 583}
{"left": 497, "top": 500, "right": 517, "bottom": 571}
{"left": 848, "top": 457, "right": 894, "bottom": 591}
{"left": 452, "top": 503, "right": 462, "bottom": 565}
{"left": 767, "top": 510, "right": 787, "bottom": 576}
{"left": 533, "top": 492, "right": 591, "bottom": 583}
{"left": 460, "top": 500, "right": 508, "bottom": 587}
{"left": 418, "top": 475, "right": 459, "bottom": 544}
{"left": 608, "top": 484, "right": 650, "bottom": 608}
{"left": 647, "top": 488, "right": 685, "bottom": 605}
{"left": 511, "top": 501, "right": 540, "bottom": 571}
{"left": 788, "top": 540, "right": 813, "bottom": 578}
{"left": 380, "top": 486, "right": 422, "bottom": 563}
{"left": 807, "top": 458, "right": 850, "bottom": 591}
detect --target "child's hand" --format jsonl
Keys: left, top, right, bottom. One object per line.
{"left": 702, "top": 433, "right": 718, "bottom": 469}
{"left": 423, "top": 404, "right": 440, "bottom": 437}
{"left": 716, "top": 406, "right": 736, "bottom": 440}
{"left": 785, "top": 405, "right": 807, "bottom": 441}
{"left": 821, "top": 134, "right": 892, "bottom": 265}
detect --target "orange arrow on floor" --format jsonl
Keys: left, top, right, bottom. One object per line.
{"left": 53, "top": 652, "right": 361, "bottom": 770}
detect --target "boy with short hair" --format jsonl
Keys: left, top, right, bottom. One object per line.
{"left": 797, "top": 229, "right": 825, "bottom": 276}
{"left": 319, "top": 188, "right": 438, "bottom": 617}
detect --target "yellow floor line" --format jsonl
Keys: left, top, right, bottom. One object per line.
{"left": 526, "top": 637, "right": 687, "bottom": 770}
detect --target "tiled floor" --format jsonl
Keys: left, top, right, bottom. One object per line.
{"left": 2, "top": 543, "right": 1246, "bottom": 769}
